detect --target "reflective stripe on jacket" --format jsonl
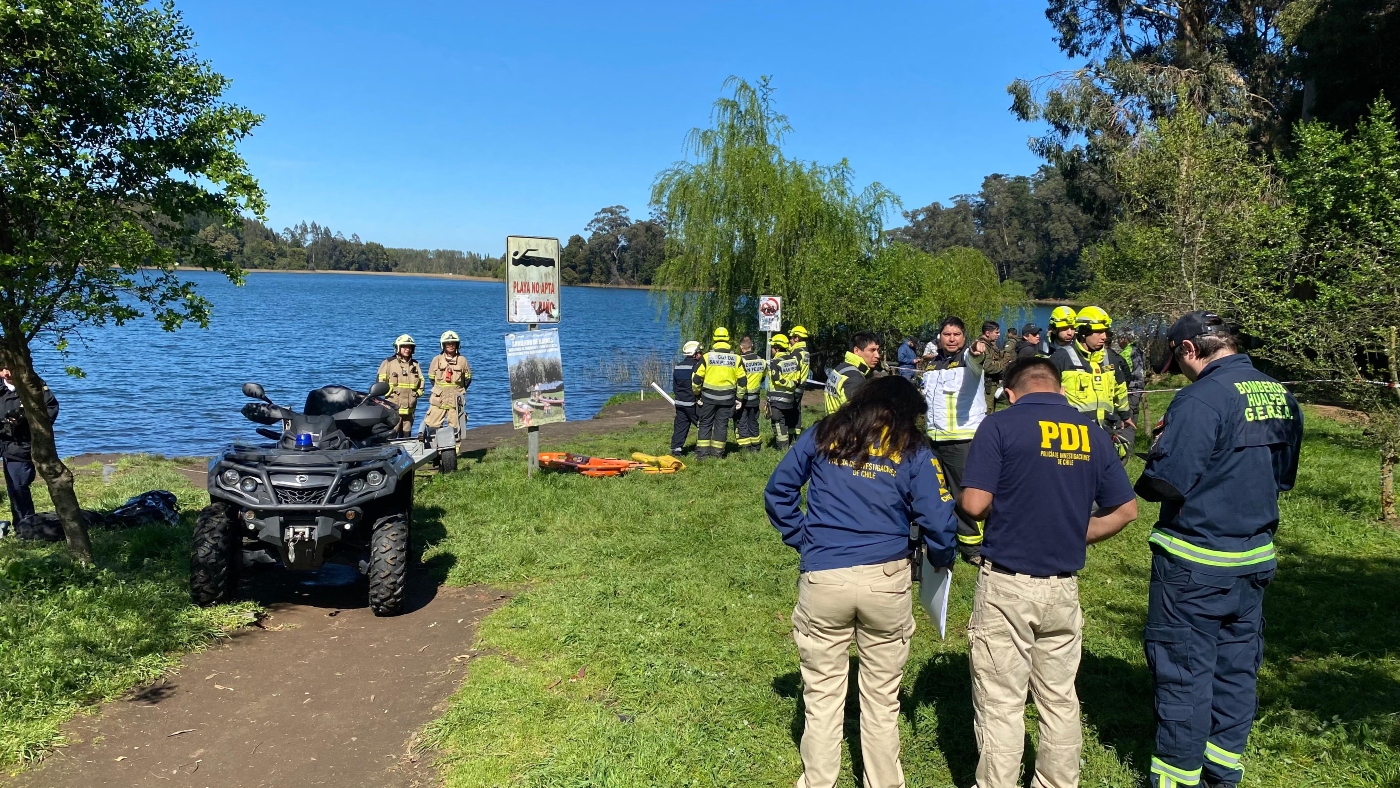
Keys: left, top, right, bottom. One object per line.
{"left": 672, "top": 359, "right": 699, "bottom": 406}
{"left": 740, "top": 352, "right": 766, "bottom": 406}
{"left": 823, "top": 352, "right": 871, "bottom": 415}
{"left": 921, "top": 347, "right": 986, "bottom": 441}
{"left": 767, "top": 351, "right": 802, "bottom": 407}
{"left": 1050, "top": 342, "right": 1131, "bottom": 425}
{"left": 427, "top": 353, "right": 472, "bottom": 412}
{"left": 691, "top": 342, "right": 747, "bottom": 404}
{"left": 377, "top": 355, "right": 424, "bottom": 415}
{"left": 791, "top": 343, "right": 811, "bottom": 387}
{"left": 1137, "top": 354, "right": 1304, "bottom": 576}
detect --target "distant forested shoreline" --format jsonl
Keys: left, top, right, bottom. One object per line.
{"left": 190, "top": 205, "right": 668, "bottom": 286}
{"left": 191, "top": 215, "right": 506, "bottom": 278}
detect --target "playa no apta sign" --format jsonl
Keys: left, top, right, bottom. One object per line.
{"left": 758, "top": 295, "right": 782, "bottom": 332}
{"left": 506, "top": 236, "right": 561, "bottom": 324}
{"left": 505, "top": 329, "right": 566, "bottom": 430}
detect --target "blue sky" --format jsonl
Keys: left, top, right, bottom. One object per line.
{"left": 180, "top": 1, "right": 1078, "bottom": 255}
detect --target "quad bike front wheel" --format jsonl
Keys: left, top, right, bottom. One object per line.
{"left": 368, "top": 513, "right": 409, "bottom": 616}
{"left": 190, "top": 502, "right": 240, "bottom": 606}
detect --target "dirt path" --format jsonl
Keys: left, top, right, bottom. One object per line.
{"left": 17, "top": 395, "right": 756, "bottom": 785}
{"left": 12, "top": 569, "right": 504, "bottom": 788}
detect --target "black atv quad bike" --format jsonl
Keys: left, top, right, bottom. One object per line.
{"left": 191, "top": 381, "right": 439, "bottom": 616}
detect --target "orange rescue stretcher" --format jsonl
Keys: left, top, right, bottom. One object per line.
{"left": 537, "top": 452, "right": 685, "bottom": 477}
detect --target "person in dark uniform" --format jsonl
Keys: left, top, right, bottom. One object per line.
{"left": 0, "top": 366, "right": 60, "bottom": 527}
{"left": 1015, "top": 324, "right": 1042, "bottom": 360}
{"left": 957, "top": 357, "right": 1138, "bottom": 788}
{"left": 670, "top": 341, "right": 703, "bottom": 455}
{"left": 1134, "top": 312, "right": 1303, "bottom": 788}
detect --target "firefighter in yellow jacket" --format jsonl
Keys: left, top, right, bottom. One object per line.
{"left": 1048, "top": 306, "right": 1135, "bottom": 463}
{"left": 766, "top": 333, "right": 803, "bottom": 449}
{"left": 824, "top": 332, "right": 880, "bottom": 415}
{"left": 424, "top": 330, "right": 472, "bottom": 439}
{"left": 377, "top": 334, "right": 423, "bottom": 438}
{"left": 736, "top": 336, "right": 767, "bottom": 453}
{"left": 691, "top": 327, "right": 747, "bottom": 459}
{"left": 789, "top": 325, "right": 812, "bottom": 388}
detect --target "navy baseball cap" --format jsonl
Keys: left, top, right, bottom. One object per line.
{"left": 1160, "top": 311, "right": 1235, "bottom": 373}
{"left": 1021, "top": 323, "right": 1041, "bottom": 336}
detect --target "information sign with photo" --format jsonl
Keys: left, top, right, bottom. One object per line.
{"left": 506, "top": 236, "right": 561, "bottom": 324}
{"left": 505, "top": 329, "right": 566, "bottom": 429}
{"left": 758, "top": 295, "right": 782, "bottom": 332}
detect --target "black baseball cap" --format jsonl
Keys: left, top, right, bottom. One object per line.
{"left": 1021, "top": 323, "right": 1041, "bottom": 336}
{"left": 1160, "top": 311, "right": 1236, "bottom": 373}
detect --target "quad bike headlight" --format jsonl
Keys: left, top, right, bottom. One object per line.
{"left": 239, "top": 477, "right": 259, "bottom": 493}
{"left": 349, "top": 478, "right": 366, "bottom": 493}
{"left": 220, "top": 469, "right": 241, "bottom": 487}
{"left": 366, "top": 470, "right": 385, "bottom": 487}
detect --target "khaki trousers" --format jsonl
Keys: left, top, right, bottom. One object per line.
{"left": 792, "top": 559, "right": 915, "bottom": 788}
{"left": 968, "top": 565, "right": 1084, "bottom": 788}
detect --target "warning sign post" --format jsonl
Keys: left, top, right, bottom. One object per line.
{"left": 506, "top": 236, "right": 561, "bottom": 324}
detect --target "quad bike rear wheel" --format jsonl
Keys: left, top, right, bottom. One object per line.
{"left": 190, "top": 502, "right": 240, "bottom": 605}
{"left": 367, "top": 513, "right": 409, "bottom": 616}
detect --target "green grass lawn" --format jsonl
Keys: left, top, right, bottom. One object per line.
{"left": 0, "top": 457, "right": 256, "bottom": 772}
{"left": 420, "top": 400, "right": 1400, "bottom": 787}
{"left": 0, "top": 396, "right": 1395, "bottom": 785}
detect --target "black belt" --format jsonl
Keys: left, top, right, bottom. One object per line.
{"left": 987, "top": 561, "right": 1076, "bottom": 580}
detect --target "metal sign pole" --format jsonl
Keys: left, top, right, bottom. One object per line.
{"left": 765, "top": 329, "right": 773, "bottom": 393}
{"left": 527, "top": 322, "right": 539, "bottom": 478}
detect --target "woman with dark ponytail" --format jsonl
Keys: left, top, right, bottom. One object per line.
{"left": 765, "top": 375, "right": 959, "bottom": 788}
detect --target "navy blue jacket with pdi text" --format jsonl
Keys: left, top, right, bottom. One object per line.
{"left": 765, "top": 428, "right": 959, "bottom": 573}
{"left": 1137, "top": 353, "right": 1304, "bottom": 576}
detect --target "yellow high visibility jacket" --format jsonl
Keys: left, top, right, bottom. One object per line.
{"left": 740, "top": 351, "right": 766, "bottom": 406}
{"left": 692, "top": 341, "right": 748, "bottom": 404}
{"left": 824, "top": 351, "right": 872, "bottom": 415}
{"left": 1050, "top": 341, "right": 1131, "bottom": 425}
{"left": 791, "top": 341, "right": 811, "bottom": 386}
{"left": 767, "top": 350, "right": 803, "bottom": 408}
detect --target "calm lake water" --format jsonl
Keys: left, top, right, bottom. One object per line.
{"left": 33, "top": 271, "right": 678, "bottom": 457}
{"left": 29, "top": 271, "right": 1067, "bottom": 457}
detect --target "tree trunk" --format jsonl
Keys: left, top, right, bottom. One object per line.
{"left": 0, "top": 337, "right": 92, "bottom": 563}
{"left": 1386, "top": 326, "right": 1400, "bottom": 526}
{"left": 1383, "top": 446, "right": 1398, "bottom": 526}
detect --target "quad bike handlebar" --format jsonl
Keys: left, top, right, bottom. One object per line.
{"left": 238, "top": 382, "right": 400, "bottom": 449}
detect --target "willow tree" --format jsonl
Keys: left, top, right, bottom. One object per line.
{"left": 841, "top": 244, "right": 1011, "bottom": 348}
{"left": 650, "top": 77, "right": 894, "bottom": 340}
{"left": 1, "top": 0, "right": 263, "bottom": 562}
